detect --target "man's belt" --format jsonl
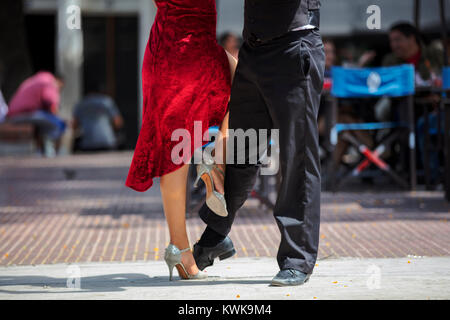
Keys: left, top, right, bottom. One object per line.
{"left": 249, "top": 10, "right": 320, "bottom": 44}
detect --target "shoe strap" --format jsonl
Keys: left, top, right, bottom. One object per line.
{"left": 180, "top": 247, "right": 191, "bottom": 253}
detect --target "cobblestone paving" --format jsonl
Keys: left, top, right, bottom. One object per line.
{"left": 0, "top": 152, "right": 449, "bottom": 266}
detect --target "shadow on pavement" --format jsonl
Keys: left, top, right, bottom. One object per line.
{"left": 0, "top": 273, "right": 272, "bottom": 295}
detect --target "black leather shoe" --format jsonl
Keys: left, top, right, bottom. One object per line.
{"left": 270, "top": 269, "right": 311, "bottom": 287}
{"left": 193, "top": 236, "right": 236, "bottom": 271}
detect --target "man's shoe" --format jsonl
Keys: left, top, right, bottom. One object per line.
{"left": 270, "top": 269, "right": 311, "bottom": 287}
{"left": 193, "top": 237, "right": 236, "bottom": 271}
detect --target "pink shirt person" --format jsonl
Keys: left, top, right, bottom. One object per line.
{"left": 7, "top": 72, "right": 61, "bottom": 118}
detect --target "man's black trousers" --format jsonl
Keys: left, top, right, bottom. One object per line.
{"left": 199, "top": 29, "right": 325, "bottom": 274}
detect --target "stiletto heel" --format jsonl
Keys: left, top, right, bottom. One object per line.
{"left": 193, "top": 173, "right": 202, "bottom": 188}
{"left": 164, "top": 244, "right": 208, "bottom": 281}
{"left": 167, "top": 263, "right": 175, "bottom": 281}
{"left": 194, "top": 162, "right": 228, "bottom": 217}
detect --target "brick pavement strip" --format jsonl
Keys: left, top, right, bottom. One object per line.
{"left": 0, "top": 152, "right": 449, "bottom": 267}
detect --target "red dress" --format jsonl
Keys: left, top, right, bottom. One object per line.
{"left": 125, "top": 0, "right": 231, "bottom": 192}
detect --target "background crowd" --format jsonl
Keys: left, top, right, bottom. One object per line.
{"left": 0, "top": 11, "right": 448, "bottom": 190}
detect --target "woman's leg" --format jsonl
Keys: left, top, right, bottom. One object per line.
{"left": 210, "top": 51, "right": 238, "bottom": 195}
{"left": 211, "top": 111, "right": 229, "bottom": 195}
{"left": 160, "top": 164, "right": 199, "bottom": 276}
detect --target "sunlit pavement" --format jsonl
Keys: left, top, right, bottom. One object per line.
{"left": 0, "top": 152, "right": 449, "bottom": 299}
{"left": 0, "top": 257, "right": 449, "bottom": 300}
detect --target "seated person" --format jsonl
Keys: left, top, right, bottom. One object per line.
{"left": 6, "top": 71, "right": 66, "bottom": 156}
{"left": 72, "top": 91, "right": 124, "bottom": 152}
{"left": 383, "top": 22, "right": 443, "bottom": 85}
{"left": 383, "top": 22, "right": 444, "bottom": 185}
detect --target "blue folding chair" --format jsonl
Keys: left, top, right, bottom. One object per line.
{"left": 443, "top": 67, "right": 450, "bottom": 91}
{"left": 328, "top": 64, "right": 417, "bottom": 191}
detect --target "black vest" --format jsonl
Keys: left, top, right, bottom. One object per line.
{"left": 243, "top": 0, "right": 321, "bottom": 42}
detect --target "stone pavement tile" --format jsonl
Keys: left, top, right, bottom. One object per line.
{"left": 0, "top": 257, "right": 449, "bottom": 300}
{"left": 0, "top": 152, "right": 449, "bottom": 267}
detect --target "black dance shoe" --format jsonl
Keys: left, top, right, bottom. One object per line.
{"left": 193, "top": 236, "right": 236, "bottom": 271}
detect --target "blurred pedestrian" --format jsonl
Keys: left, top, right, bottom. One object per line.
{"left": 219, "top": 32, "right": 240, "bottom": 59}
{"left": 6, "top": 71, "right": 66, "bottom": 156}
{"left": 72, "top": 90, "right": 124, "bottom": 152}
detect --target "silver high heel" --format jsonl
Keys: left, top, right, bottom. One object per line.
{"left": 194, "top": 162, "right": 228, "bottom": 217}
{"left": 164, "top": 244, "right": 208, "bottom": 281}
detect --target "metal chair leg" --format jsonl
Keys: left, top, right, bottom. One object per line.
{"left": 341, "top": 132, "right": 409, "bottom": 189}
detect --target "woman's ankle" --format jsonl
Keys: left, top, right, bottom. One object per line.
{"left": 170, "top": 240, "right": 190, "bottom": 251}
{"left": 180, "top": 251, "right": 199, "bottom": 273}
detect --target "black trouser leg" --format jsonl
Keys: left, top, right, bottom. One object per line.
{"left": 199, "top": 53, "right": 272, "bottom": 236}
{"left": 256, "top": 30, "right": 324, "bottom": 274}
{"left": 199, "top": 29, "right": 325, "bottom": 275}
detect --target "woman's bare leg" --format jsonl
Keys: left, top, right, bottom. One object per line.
{"left": 160, "top": 164, "right": 199, "bottom": 275}
{"left": 210, "top": 50, "right": 238, "bottom": 195}
{"left": 211, "top": 111, "right": 229, "bottom": 195}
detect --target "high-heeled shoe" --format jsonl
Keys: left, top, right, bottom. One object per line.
{"left": 194, "top": 162, "right": 228, "bottom": 217}
{"left": 164, "top": 244, "right": 208, "bottom": 281}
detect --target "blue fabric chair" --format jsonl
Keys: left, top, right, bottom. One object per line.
{"left": 330, "top": 65, "right": 415, "bottom": 143}
{"left": 328, "top": 64, "right": 417, "bottom": 190}
{"left": 332, "top": 64, "right": 415, "bottom": 98}
{"left": 443, "top": 67, "right": 450, "bottom": 90}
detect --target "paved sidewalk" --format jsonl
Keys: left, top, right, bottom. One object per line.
{"left": 1, "top": 152, "right": 449, "bottom": 267}
{"left": 1, "top": 152, "right": 450, "bottom": 300}
{"left": 0, "top": 257, "right": 449, "bottom": 300}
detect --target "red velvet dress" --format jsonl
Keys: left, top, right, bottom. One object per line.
{"left": 125, "top": 0, "right": 231, "bottom": 192}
